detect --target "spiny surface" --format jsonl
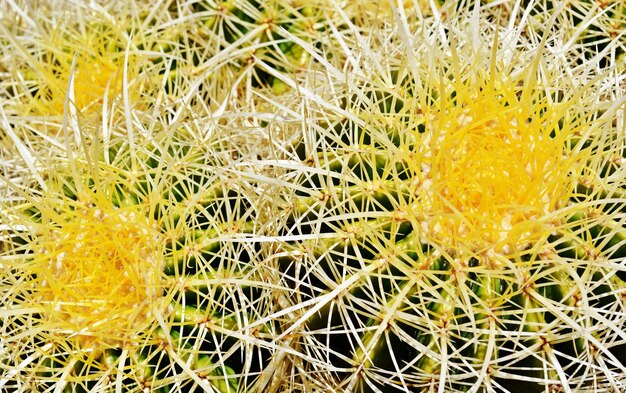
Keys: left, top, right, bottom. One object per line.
{"left": 269, "top": 5, "right": 626, "bottom": 392}
{"left": 0, "top": 126, "right": 282, "bottom": 392}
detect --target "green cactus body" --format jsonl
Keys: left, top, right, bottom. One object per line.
{"left": 274, "top": 14, "right": 626, "bottom": 393}
{"left": 188, "top": 0, "right": 333, "bottom": 94}
{"left": 0, "top": 128, "right": 279, "bottom": 392}
{"left": 520, "top": 0, "right": 626, "bottom": 62}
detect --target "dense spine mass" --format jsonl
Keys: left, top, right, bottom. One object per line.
{"left": 0, "top": 1, "right": 625, "bottom": 392}
{"left": 182, "top": 0, "right": 336, "bottom": 94}
{"left": 271, "top": 12, "right": 626, "bottom": 392}
{"left": 0, "top": 128, "right": 282, "bottom": 391}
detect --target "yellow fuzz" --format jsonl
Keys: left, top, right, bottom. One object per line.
{"left": 22, "top": 24, "right": 138, "bottom": 118}
{"left": 50, "top": 53, "right": 120, "bottom": 116}
{"left": 412, "top": 78, "right": 582, "bottom": 256}
{"left": 30, "top": 194, "right": 164, "bottom": 349}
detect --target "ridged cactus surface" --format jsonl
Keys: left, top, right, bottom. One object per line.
{"left": 0, "top": 126, "right": 285, "bottom": 391}
{"left": 524, "top": 0, "right": 625, "bottom": 59}
{"left": 192, "top": 0, "right": 330, "bottom": 89}
{"left": 270, "top": 8, "right": 626, "bottom": 392}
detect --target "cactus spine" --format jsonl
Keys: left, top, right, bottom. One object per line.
{"left": 270, "top": 5, "right": 626, "bottom": 392}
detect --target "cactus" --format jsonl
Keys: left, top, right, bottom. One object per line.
{"left": 270, "top": 5, "right": 626, "bottom": 392}
{"left": 0, "top": 120, "right": 288, "bottom": 392}
{"left": 2, "top": 1, "right": 626, "bottom": 393}
{"left": 0, "top": 0, "right": 344, "bottom": 131}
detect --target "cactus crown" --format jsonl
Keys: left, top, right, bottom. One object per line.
{"left": 30, "top": 184, "right": 164, "bottom": 350}
{"left": 413, "top": 67, "right": 582, "bottom": 256}
{"left": 8, "top": 20, "right": 131, "bottom": 117}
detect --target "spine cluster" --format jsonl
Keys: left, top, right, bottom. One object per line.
{"left": 0, "top": 1, "right": 624, "bottom": 392}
